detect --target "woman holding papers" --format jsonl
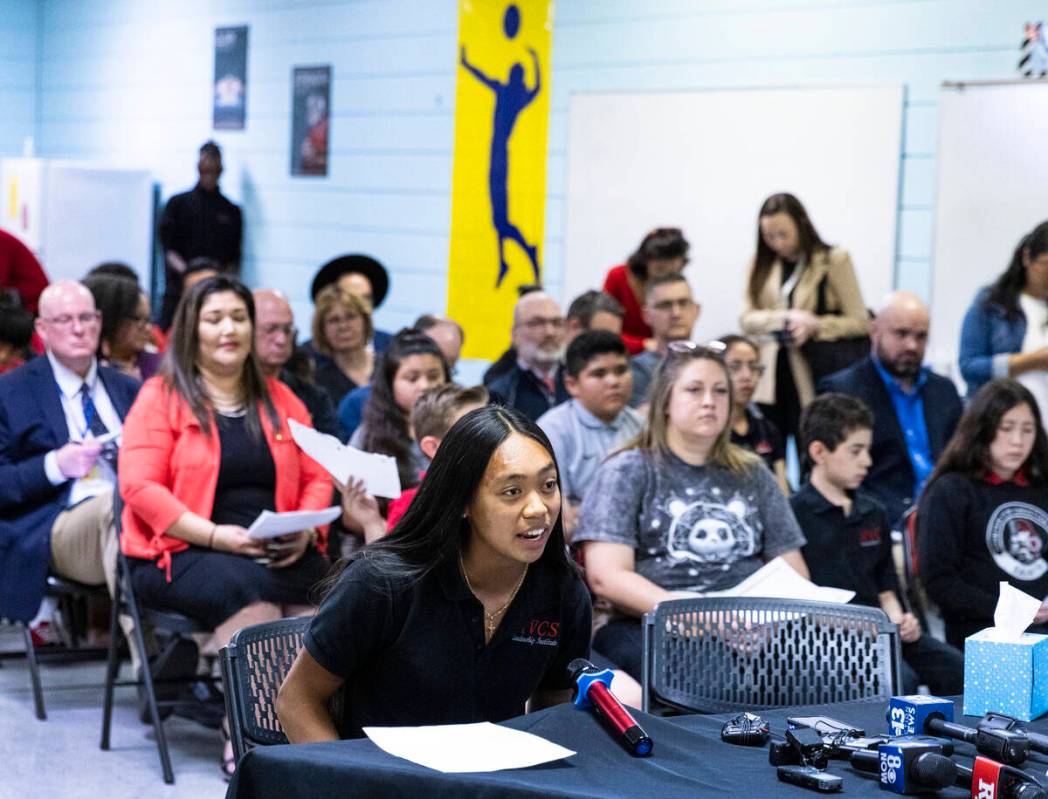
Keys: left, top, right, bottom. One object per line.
{"left": 118, "top": 276, "right": 332, "bottom": 776}
{"left": 918, "top": 378, "right": 1048, "bottom": 649}
{"left": 277, "top": 406, "right": 591, "bottom": 742}
{"left": 572, "top": 341, "right": 809, "bottom": 680}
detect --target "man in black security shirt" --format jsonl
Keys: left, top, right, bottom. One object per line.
{"left": 158, "top": 141, "right": 243, "bottom": 329}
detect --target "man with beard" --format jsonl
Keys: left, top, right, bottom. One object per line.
{"left": 819, "top": 291, "right": 962, "bottom": 526}
{"left": 487, "top": 290, "right": 569, "bottom": 421}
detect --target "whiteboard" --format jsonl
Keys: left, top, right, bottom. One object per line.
{"left": 930, "top": 82, "right": 1048, "bottom": 385}
{"left": 563, "top": 86, "right": 904, "bottom": 344}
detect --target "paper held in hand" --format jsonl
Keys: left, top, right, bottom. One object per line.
{"left": 363, "top": 722, "right": 575, "bottom": 773}
{"left": 246, "top": 507, "right": 341, "bottom": 540}
{"left": 675, "top": 556, "right": 856, "bottom": 604}
{"left": 288, "top": 419, "right": 401, "bottom": 499}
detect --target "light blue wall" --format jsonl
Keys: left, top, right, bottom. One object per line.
{"left": 0, "top": 0, "right": 38, "bottom": 158}
{"left": 20, "top": 0, "right": 1048, "bottom": 330}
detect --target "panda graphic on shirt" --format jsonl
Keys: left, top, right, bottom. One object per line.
{"left": 986, "top": 502, "right": 1048, "bottom": 582}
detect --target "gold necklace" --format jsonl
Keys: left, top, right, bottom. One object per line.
{"left": 459, "top": 555, "right": 528, "bottom": 637}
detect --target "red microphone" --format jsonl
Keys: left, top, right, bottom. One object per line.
{"left": 568, "top": 658, "right": 653, "bottom": 757}
{"left": 955, "top": 755, "right": 1048, "bottom": 799}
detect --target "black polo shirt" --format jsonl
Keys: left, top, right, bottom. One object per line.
{"left": 731, "top": 406, "right": 785, "bottom": 471}
{"left": 304, "top": 554, "right": 591, "bottom": 738}
{"left": 790, "top": 482, "right": 899, "bottom": 608}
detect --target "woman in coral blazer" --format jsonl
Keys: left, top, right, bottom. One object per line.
{"left": 119, "top": 276, "right": 332, "bottom": 775}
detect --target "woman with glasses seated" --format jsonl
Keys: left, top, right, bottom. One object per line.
{"left": 310, "top": 286, "right": 375, "bottom": 408}
{"left": 82, "top": 274, "right": 162, "bottom": 381}
{"left": 721, "top": 334, "right": 789, "bottom": 494}
{"left": 602, "top": 227, "right": 690, "bottom": 355}
{"left": 573, "top": 341, "right": 809, "bottom": 680}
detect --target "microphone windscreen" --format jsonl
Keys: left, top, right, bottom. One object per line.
{"left": 912, "top": 753, "right": 956, "bottom": 789}
{"left": 1014, "top": 783, "right": 1048, "bottom": 799}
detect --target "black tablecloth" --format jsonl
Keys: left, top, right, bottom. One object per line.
{"left": 227, "top": 698, "right": 1048, "bottom": 798}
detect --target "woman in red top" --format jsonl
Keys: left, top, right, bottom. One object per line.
{"left": 119, "top": 276, "right": 333, "bottom": 774}
{"left": 602, "top": 227, "right": 690, "bottom": 355}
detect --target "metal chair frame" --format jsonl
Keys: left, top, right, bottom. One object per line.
{"left": 642, "top": 597, "right": 902, "bottom": 715}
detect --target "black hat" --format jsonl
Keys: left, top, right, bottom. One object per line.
{"left": 310, "top": 254, "right": 390, "bottom": 308}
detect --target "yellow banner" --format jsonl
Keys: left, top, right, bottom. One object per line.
{"left": 447, "top": 0, "right": 554, "bottom": 360}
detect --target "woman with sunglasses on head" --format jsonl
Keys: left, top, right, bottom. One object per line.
{"left": 277, "top": 406, "right": 591, "bottom": 741}
{"left": 721, "top": 334, "right": 789, "bottom": 494}
{"left": 602, "top": 227, "right": 690, "bottom": 355}
{"left": 573, "top": 342, "right": 808, "bottom": 680}
{"left": 740, "top": 193, "right": 867, "bottom": 442}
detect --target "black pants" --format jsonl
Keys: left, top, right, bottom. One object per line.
{"left": 759, "top": 346, "right": 803, "bottom": 443}
{"left": 593, "top": 618, "right": 644, "bottom": 682}
{"left": 900, "top": 635, "right": 964, "bottom": 695}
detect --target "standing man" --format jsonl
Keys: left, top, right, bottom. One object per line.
{"left": 158, "top": 141, "right": 243, "bottom": 329}
{"left": 0, "top": 281, "right": 140, "bottom": 626}
{"left": 487, "top": 290, "right": 569, "bottom": 421}
{"left": 629, "top": 274, "right": 700, "bottom": 407}
{"left": 818, "top": 291, "right": 963, "bottom": 526}
{"left": 253, "top": 288, "right": 339, "bottom": 438}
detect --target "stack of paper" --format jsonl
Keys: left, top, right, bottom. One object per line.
{"left": 288, "top": 419, "right": 401, "bottom": 498}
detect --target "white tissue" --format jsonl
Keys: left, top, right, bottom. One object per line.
{"left": 989, "top": 582, "right": 1042, "bottom": 641}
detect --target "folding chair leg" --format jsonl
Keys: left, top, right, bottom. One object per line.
{"left": 127, "top": 595, "right": 175, "bottom": 784}
{"left": 100, "top": 584, "right": 123, "bottom": 750}
{"left": 21, "top": 623, "right": 46, "bottom": 721}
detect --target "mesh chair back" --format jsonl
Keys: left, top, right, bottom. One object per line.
{"left": 642, "top": 597, "right": 900, "bottom": 714}
{"left": 222, "top": 616, "right": 312, "bottom": 754}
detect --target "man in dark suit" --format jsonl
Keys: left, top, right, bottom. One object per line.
{"left": 0, "top": 281, "right": 140, "bottom": 626}
{"left": 818, "top": 291, "right": 962, "bottom": 527}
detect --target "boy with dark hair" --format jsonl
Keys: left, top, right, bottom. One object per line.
{"left": 538, "top": 330, "right": 642, "bottom": 537}
{"left": 792, "top": 393, "right": 963, "bottom": 694}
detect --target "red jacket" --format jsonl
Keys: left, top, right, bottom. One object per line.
{"left": 602, "top": 264, "right": 649, "bottom": 355}
{"left": 119, "top": 376, "right": 333, "bottom": 577}
{"left": 0, "top": 228, "right": 49, "bottom": 314}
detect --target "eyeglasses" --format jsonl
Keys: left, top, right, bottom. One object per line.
{"left": 518, "top": 316, "right": 565, "bottom": 331}
{"left": 261, "top": 323, "right": 297, "bottom": 338}
{"left": 666, "top": 340, "right": 727, "bottom": 357}
{"left": 42, "top": 311, "right": 101, "bottom": 328}
{"left": 726, "top": 360, "right": 766, "bottom": 377}
{"left": 128, "top": 313, "right": 151, "bottom": 326}
{"left": 324, "top": 315, "right": 359, "bottom": 328}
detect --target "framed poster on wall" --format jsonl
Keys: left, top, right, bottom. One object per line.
{"left": 290, "top": 66, "right": 331, "bottom": 177}
{"left": 213, "top": 25, "right": 248, "bottom": 130}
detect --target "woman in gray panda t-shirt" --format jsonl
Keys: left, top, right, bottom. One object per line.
{"left": 573, "top": 342, "right": 808, "bottom": 680}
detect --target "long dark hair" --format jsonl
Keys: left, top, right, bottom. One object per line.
{"left": 164, "top": 275, "right": 279, "bottom": 439}
{"left": 361, "top": 328, "right": 449, "bottom": 488}
{"left": 748, "top": 193, "right": 830, "bottom": 306}
{"left": 928, "top": 379, "right": 1048, "bottom": 486}
{"left": 329, "top": 406, "right": 575, "bottom": 590}
{"left": 985, "top": 220, "right": 1048, "bottom": 318}
{"left": 82, "top": 274, "right": 141, "bottom": 357}
{"left": 625, "top": 227, "right": 689, "bottom": 280}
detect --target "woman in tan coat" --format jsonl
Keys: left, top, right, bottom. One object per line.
{"left": 740, "top": 193, "right": 867, "bottom": 441}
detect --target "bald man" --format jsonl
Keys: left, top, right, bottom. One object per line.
{"left": 0, "top": 281, "right": 141, "bottom": 626}
{"left": 253, "top": 288, "right": 339, "bottom": 438}
{"left": 487, "top": 291, "right": 570, "bottom": 421}
{"left": 818, "top": 291, "right": 963, "bottom": 526}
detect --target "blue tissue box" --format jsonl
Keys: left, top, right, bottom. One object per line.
{"left": 963, "top": 628, "right": 1048, "bottom": 721}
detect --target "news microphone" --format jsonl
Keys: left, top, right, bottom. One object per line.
{"left": 955, "top": 756, "right": 1048, "bottom": 799}
{"left": 850, "top": 741, "right": 956, "bottom": 795}
{"left": 887, "top": 696, "right": 1030, "bottom": 765}
{"left": 980, "top": 713, "right": 1048, "bottom": 756}
{"left": 568, "top": 658, "right": 653, "bottom": 757}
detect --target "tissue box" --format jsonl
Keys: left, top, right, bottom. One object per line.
{"left": 963, "top": 628, "right": 1048, "bottom": 721}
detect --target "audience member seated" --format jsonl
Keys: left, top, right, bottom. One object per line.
{"left": 721, "top": 334, "right": 788, "bottom": 493}
{"left": 740, "top": 192, "right": 868, "bottom": 442}
{"left": 348, "top": 329, "right": 449, "bottom": 491}
{"left": 182, "top": 257, "right": 222, "bottom": 297}
{"left": 487, "top": 291, "right": 570, "bottom": 421}
{"left": 276, "top": 406, "right": 591, "bottom": 741}
{"left": 82, "top": 274, "right": 162, "bottom": 381}
{"left": 537, "top": 331, "right": 642, "bottom": 539}
{"left": 564, "top": 290, "right": 625, "bottom": 343}
{"left": 119, "top": 276, "right": 333, "bottom": 776}
{"left": 308, "top": 253, "right": 393, "bottom": 353}
{"left": 0, "top": 293, "right": 34, "bottom": 374}
{"left": 959, "top": 220, "right": 1048, "bottom": 411}
{"left": 819, "top": 291, "right": 962, "bottom": 527}
{"left": 629, "top": 273, "right": 700, "bottom": 407}
{"left": 0, "top": 226, "right": 49, "bottom": 314}
{"left": 602, "top": 227, "right": 690, "bottom": 355}
{"left": 87, "top": 261, "right": 167, "bottom": 351}
{"left": 310, "top": 285, "right": 374, "bottom": 409}
{"left": 918, "top": 379, "right": 1048, "bottom": 649}
{"left": 340, "top": 383, "right": 489, "bottom": 543}
{"left": 158, "top": 141, "right": 242, "bottom": 330}
{"left": 574, "top": 342, "right": 808, "bottom": 679}
{"left": 253, "top": 288, "right": 339, "bottom": 438}
{"left": 792, "top": 393, "right": 964, "bottom": 694}
{"left": 482, "top": 283, "right": 544, "bottom": 385}
{"left": 0, "top": 281, "right": 139, "bottom": 636}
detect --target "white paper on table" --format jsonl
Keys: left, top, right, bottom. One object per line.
{"left": 288, "top": 419, "right": 401, "bottom": 499}
{"left": 699, "top": 556, "right": 855, "bottom": 604}
{"left": 363, "top": 722, "right": 575, "bottom": 773}
{"left": 246, "top": 507, "right": 341, "bottom": 540}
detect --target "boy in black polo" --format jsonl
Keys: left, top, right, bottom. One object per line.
{"left": 792, "top": 393, "right": 963, "bottom": 695}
